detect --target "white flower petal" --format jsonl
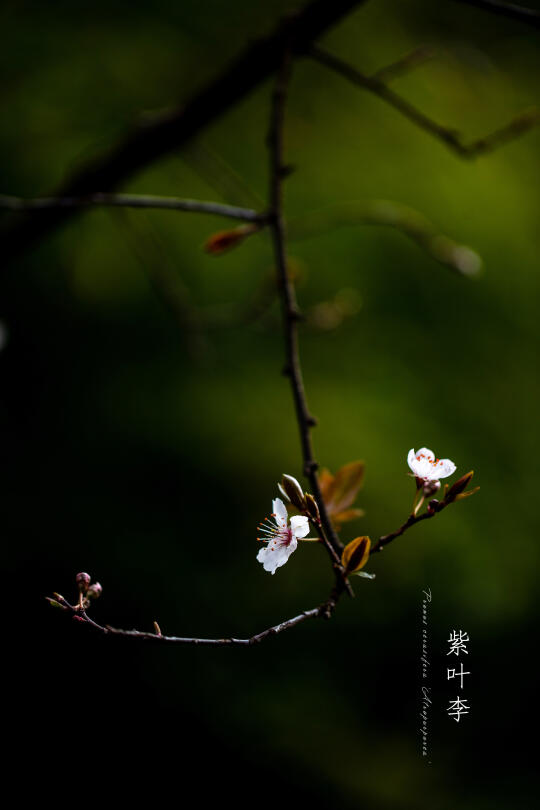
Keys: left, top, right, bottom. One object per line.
{"left": 419, "top": 459, "right": 438, "bottom": 480}
{"left": 408, "top": 448, "right": 431, "bottom": 479}
{"left": 408, "top": 447, "right": 445, "bottom": 481}
{"left": 290, "top": 514, "right": 310, "bottom": 539}
{"left": 432, "top": 458, "right": 456, "bottom": 479}
{"left": 256, "top": 538, "right": 297, "bottom": 574}
{"left": 408, "top": 447, "right": 456, "bottom": 482}
{"left": 272, "top": 497, "right": 288, "bottom": 528}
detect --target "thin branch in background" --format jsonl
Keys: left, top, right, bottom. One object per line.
{"left": 453, "top": 0, "right": 540, "bottom": 28}
{"left": 288, "top": 200, "right": 483, "bottom": 276}
{"left": 1, "top": 0, "right": 367, "bottom": 262}
{"left": 310, "top": 46, "right": 540, "bottom": 158}
{"left": 371, "top": 46, "right": 436, "bottom": 84}
{"left": 0, "top": 193, "right": 266, "bottom": 223}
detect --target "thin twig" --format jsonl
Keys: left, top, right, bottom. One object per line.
{"left": 266, "top": 50, "right": 353, "bottom": 598}
{"left": 310, "top": 46, "right": 540, "bottom": 158}
{"left": 453, "top": 0, "right": 540, "bottom": 28}
{"left": 0, "top": 193, "right": 265, "bottom": 223}
{"left": 370, "top": 502, "right": 448, "bottom": 555}
{"left": 48, "top": 595, "right": 331, "bottom": 645}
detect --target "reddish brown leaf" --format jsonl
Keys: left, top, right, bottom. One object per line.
{"left": 332, "top": 507, "right": 365, "bottom": 528}
{"left": 326, "top": 461, "right": 365, "bottom": 513}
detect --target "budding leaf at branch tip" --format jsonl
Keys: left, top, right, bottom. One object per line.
{"left": 204, "top": 224, "right": 258, "bottom": 255}
{"left": 341, "top": 536, "right": 371, "bottom": 574}
{"left": 46, "top": 598, "right": 67, "bottom": 610}
{"left": 444, "top": 470, "right": 476, "bottom": 504}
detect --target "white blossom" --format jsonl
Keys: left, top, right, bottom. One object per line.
{"left": 408, "top": 447, "right": 456, "bottom": 484}
{"left": 256, "top": 497, "right": 309, "bottom": 575}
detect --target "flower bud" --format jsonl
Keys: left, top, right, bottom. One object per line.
{"left": 444, "top": 471, "right": 474, "bottom": 504}
{"left": 86, "top": 582, "right": 103, "bottom": 600}
{"left": 76, "top": 572, "right": 91, "bottom": 593}
{"left": 423, "top": 479, "right": 441, "bottom": 497}
{"left": 280, "top": 474, "right": 306, "bottom": 510}
{"left": 427, "top": 499, "right": 439, "bottom": 515}
{"left": 304, "top": 493, "right": 320, "bottom": 522}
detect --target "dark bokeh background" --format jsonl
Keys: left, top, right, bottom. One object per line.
{"left": 3, "top": 1, "right": 539, "bottom": 808}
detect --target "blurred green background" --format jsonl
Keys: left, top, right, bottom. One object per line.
{"left": 2, "top": 1, "right": 539, "bottom": 808}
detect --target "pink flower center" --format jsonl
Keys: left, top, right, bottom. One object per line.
{"left": 280, "top": 526, "right": 294, "bottom": 546}
{"left": 257, "top": 516, "right": 293, "bottom": 547}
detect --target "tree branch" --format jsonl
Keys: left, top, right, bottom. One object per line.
{"left": 267, "top": 51, "right": 353, "bottom": 599}
{"left": 0, "top": 193, "right": 265, "bottom": 223}
{"left": 453, "top": 0, "right": 540, "bottom": 29}
{"left": 47, "top": 594, "right": 332, "bottom": 645}
{"left": 370, "top": 496, "right": 455, "bottom": 556}
{"left": 370, "top": 510, "right": 439, "bottom": 556}
{"left": 310, "top": 46, "right": 540, "bottom": 158}
{"left": 1, "top": 0, "right": 366, "bottom": 262}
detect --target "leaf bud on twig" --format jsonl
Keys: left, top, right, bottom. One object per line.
{"left": 304, "top": 492, "right": 320, "bottom": 522}
{"left": 280, "top": 474, "right": 306, "bottom": 510}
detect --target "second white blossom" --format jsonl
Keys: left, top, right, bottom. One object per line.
{"left": 408, "top": 447, "right": 456, "bottom": 484}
